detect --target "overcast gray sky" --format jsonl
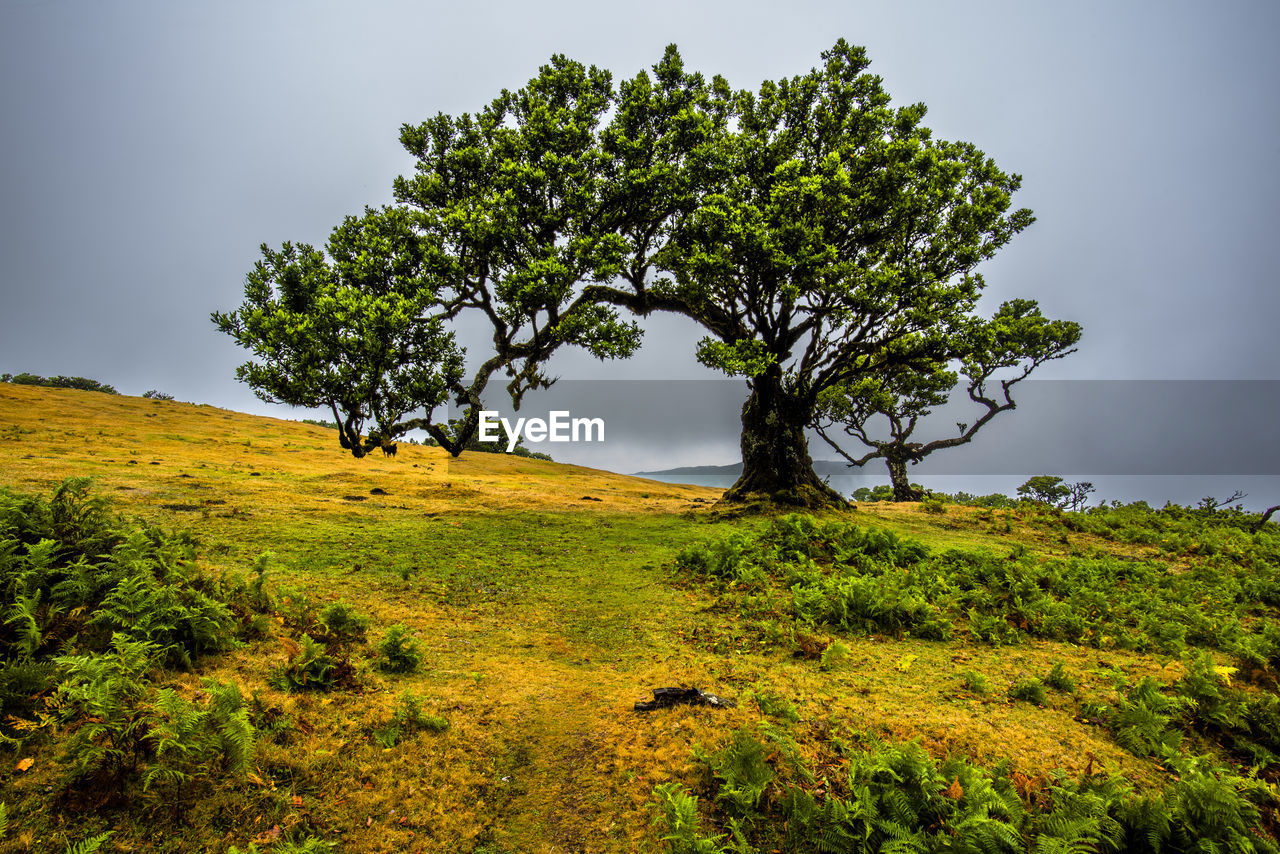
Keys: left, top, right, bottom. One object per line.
{"left": 2, "top": 1, "right": 1278, "bottom": 502}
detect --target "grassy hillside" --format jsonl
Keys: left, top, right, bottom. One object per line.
{"left": 0, "top": 384, "right": 1275, "bottom": 853}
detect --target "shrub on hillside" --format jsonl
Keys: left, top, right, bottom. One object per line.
{"left": 52, "top": 635, "right": 255, "bottom": 811}
{"left": 0, "top": 479, "right": 268, "bottom": 746}
{"left": 676, "top": 513, "right": 1280, "bottom": 661}
{"left": 0, "top": 479, "right": 252, "bottom": 673}
{"left": 654, "top": 727, "right": 1280, "bottom": 853}
{"left": 272, "top": 634, "right": 348, "bottom": 692}
{"left": 1, "top": 372, "right": 118, "bottom": 394}
{"left": 375, "top": 624, "right": 422, "bottom": 674}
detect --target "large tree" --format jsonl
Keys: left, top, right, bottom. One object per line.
{"left": 392, "top": 54, "right": 644, "bottom": 454}
{"left": 592, "top": 40, "right": 1040, "bottom": 506}
{"left": 216, "top": 42, "right": 1067, "bottom": 507}
{"left": 813, "top": 299, "right": 1082, "bottom": 500}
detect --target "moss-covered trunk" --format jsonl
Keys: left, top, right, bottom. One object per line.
{"left": 722, "top": 369, "right": 846, "bottom": 509}
{"left": 886, "top": 455, "right": 923, "bottom": 502}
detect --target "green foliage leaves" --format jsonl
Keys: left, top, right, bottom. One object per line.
{"left": 814, "top": 301, "right": 1082, "bottom": 499}
{"left": 317, "top": 602, "right": 368, "bottom": 647}
{"left": 1008, "top": 678, "right": 1047, "bottom": 706}
{"left": 371, "top": 692, "right": 447, "bottom": 748}
{"left": 1, "top": 373, "right": 118, "bottom": 394}
{"left": 1044, "top": 663, "right": 1077, "bottom": 694}
{"left": 52, "top": 636, "right": 255, "bottom": 814}
{"left": 53, "top": 634, "right": 159, "bottom": 783}
{"left": 677, "top": 511, "right": 1280, "bottom": 677}
{"left": 670, "top": 40, "right": 1023, "bottom": 357}
{"left": 269, "top": 597, "right": 365, "bottom": 693}
{"left": 0, "top": 482, "right": 264, "bottom": 823}
{"left": 707, "top": 729, "right": 776, "bottom": 818}
{"left": 142, "top": 682, "right": 255, "bottom": 816}
{"left": 213, "top": 209, "right": 464, "bottom": 458}
{"left": 652, "top": 782, "right": 726, "bottom": 854}
{"left": 677, "top": 515, "right": 946, "bottom": 641}
{"left": 967, "top": 299, "right": 1082, "bottom": 380}
{"left": 272, "top": 634, "right": 340, "bottom": 693}
{"left": 1018, "top": 476, "right": 1072, "bottom": 508}
{"left": 657, "top": 508, "right": 1265, "bottom": 843}
{"left": 63, "top": 833, "right": 114, "bottom": 854}
{"left": 694, "top": 338, "right": 775, "bottom": 379}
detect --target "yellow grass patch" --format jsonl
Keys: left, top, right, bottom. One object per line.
{"left": 0, "top": 385, "right": 1187, "bottom": 851}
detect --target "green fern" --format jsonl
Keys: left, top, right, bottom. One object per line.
{"left": 1168, "top": 764, "right": 1262, "bottom": 850}
{"left": 1108, "top": 677, "right": 1186, "bottom": 757}
{"left": 1044, "top": 662, "right": 1076, "bottom": 693}
{"left": 317, "top": 602, "right": 368, "bottom": 647}
{"left": 652, "top": 782, "right": 727, "bottom": 854}
{"left": 707, "top": 731, "right": 774, "bottom": 819}
{"left": 270, "top": 839, "right": 335, "bottom": 854}
{"left": 375, "top": 624, "right": 421, "bottom": 674}
{"left": 63, "top": 831, "right": 113, "bottom": 854}
{"left": 141, "top": 681, "right": 255, "bottom": 817}
{"left": 273, "top": 634, "right": 338, "bottom": 691}
{"left": 5, "top": 590, "right": 46, "bottom": 657}
{"left": 54, "top": 635, "right": 159, "bottom": 782}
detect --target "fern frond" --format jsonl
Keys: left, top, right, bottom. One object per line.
{"left": 63, "top": 831, "right": 113, "bottom": 854}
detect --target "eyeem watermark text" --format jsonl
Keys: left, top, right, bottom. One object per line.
{"left": 478, "top": 410, "right": 605, "bottom": 452}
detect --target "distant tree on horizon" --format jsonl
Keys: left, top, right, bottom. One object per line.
{"left": 2, "top": 372, "right": 118, "bottom": 395}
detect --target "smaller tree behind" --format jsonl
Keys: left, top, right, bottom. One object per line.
{"left": 815, "top": 300, "right": 1081, "bottom": 500}
{"left": 1017, "top": 476, "right": 1094, "bottom": 510}
{"left": 1017, "top": 475, "right": 1071, "bottom": 508}
{"left": 1065, "top": 480, "right": 1096, "bottom": 511}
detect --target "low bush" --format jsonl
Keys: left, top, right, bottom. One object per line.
{"left": 958, "top": 669, "right": 988, "bottom": 695}
{"left": 371, "top": 692, "right": 447, "bottom": 747}
{"left": 1, "top": 373, "right": 118, "bottom": 394}
{"left": 675, "top": 513, "right": 1280, "bottom": 663}
{"left": 375, "top": 624, "right": 422, "bottom": 674}
{"left": 52, "top": 635, "right": 255, "bottom": 812}
{"left": 752, "top": 691, "right": 800, "bottom": 723}
{"left": 819, "top": 639, "right": 851, "bottom": 672}
{"left": 1045, "top": 662, "right": 1077, "bottom": 693}
{"left": 316, "top": 602, "right": 368, "bottom": 647}
{"left": 0, "top": 480, "right": 266, "bottom": 741}
{"left": 272, "top": 634, "right": 350, "bottom": 692}
{"left": 1009, "top": 677, "right": 1047, "bottom": 705}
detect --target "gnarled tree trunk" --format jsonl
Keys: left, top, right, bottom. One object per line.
{"left": 885, "top": 455, "right": 923, "bottom": 502}
{"left": 722, "top": 370, "right": 846, "bottom": 509}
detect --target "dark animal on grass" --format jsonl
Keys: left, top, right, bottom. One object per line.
{"left": 381, "top": 443, "right": 397, "bottom": 458}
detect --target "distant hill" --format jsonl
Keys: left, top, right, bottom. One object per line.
{"left": 635, "top": 459, "right": 855, "bottom": 476}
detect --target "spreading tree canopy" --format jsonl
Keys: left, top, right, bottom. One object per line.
{"left": 591, "top": 41, "right": 1051, "bottom": 506}
{"left": 215, "top": 41, "right": 1079, "bottom": 505}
